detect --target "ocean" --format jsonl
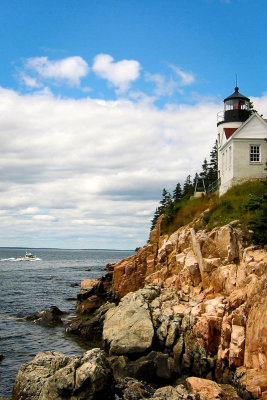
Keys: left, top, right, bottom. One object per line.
{"left": 0, "top": 247, "right": 134, "bottom": 397}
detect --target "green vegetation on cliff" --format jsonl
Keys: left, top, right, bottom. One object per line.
{"left": 160, "top": 180, "right": 267, "bottom": 246}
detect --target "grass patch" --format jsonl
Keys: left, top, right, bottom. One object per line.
{"left": 162, "top": 194, "right": 215, "bottom": 235}
{"left": 161, "top": 180, "right": 267, "bottom": 246}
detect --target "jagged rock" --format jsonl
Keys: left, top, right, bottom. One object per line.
{"left": 109, "top": 354, "right": 156, "bottom": 382}
{"left": 146, "top": 378, "right": 242, "bottom": 400}
{"left": 147, "top": 384, "right": 190, "bottom": 400}
{"left": 13, "top": 349, "right": 113, "bottom": 400}
{"left": 25, "top": 306, "right": 66, "bottom": 327}
{"left": 66, "top": 302, "right": 115, "bottom": 343}
{"left": 233, "top": 367, "right": 267, "bottom": 400}
{"left": 77, "top": 273, "right": 116, "bottom": 314}
{"left": 105, "top": 263, "right": 115, "bottom": 271}
{"left": 70, "top": 282, "right": 79, "bottom": 287}
{"left": 110, "top": 351, "right": 174, "bottom": 381}
{"left": 109, "top": 351, "right": 175, "bottom": 383}
{"left": 76, "top": 294, "right": 106, "bottom": 314}
{"left": 80, "top": 279, "right": 99, "bottom": 292}
{"left": 103, "top": 288, "right": 155, "bottom": 354}
{"left": 109, "top": 217, "right": 267, "bottom": 394}
{"left": 115, "top": 377, "right": 155, "bottom": 400}
{"left": 186, "top": 376, "right": 242, "bottom": 399}
{"left": 112, "top": 244, "right": 159, "bottom": 299}
{"left": 13, "top": 351, "right": 73, "bottom": 399}
{"left": 149, "top": 215, "right": 164, "bottom": 244}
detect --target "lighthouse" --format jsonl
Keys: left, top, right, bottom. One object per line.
{"left": 217, "top": 87, "right": 267, "bottom": 195}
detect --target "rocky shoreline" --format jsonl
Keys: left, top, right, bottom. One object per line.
{"left": 12, "top": 214, "right": 267, "bottom": 399}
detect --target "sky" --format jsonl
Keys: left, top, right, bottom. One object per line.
{"left": 0, "top": 0, "right": 266, "bottom": 250}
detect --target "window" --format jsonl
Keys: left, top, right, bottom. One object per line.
{"left": 250, "top": 145, "right": 260, "bottom": 162}
{"left": 229, "top": 146, "right": 232, "bottom": 166}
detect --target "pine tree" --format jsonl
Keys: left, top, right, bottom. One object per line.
{"left": 207, "top": 141, "right": 218, "bottom": 183}
{"left": 159, "top": 188, "right": 172, "bottom": 210}
{"left": 150, "top": 207, "right": 161, "bottom": 230}
{"left": 182, "top": 175, "right": 194, "bottom": 198}
{"left": 173, "top": 182, "right": 182, "bottom": 203}
{"left": 150, "top": 189, "right": 172, "bottom": 230}
{"left": 197, "top": 159, "right": 209, "bottom": 191}
{"left": 248, "top": 101, "right": 258, "bottom": 116}
{"left": 200, "top": 158, "right": 208, "bottom": 181}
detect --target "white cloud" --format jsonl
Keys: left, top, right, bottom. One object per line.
{"left": 0, "top": 86, "right": 266, "bottom": 248}
{"left": 32, "top": 215, "right": 57, "bottom": 221}
{"left": 145, "top": 73, "right": 179, "bottom": 97}
{"left": 170, "top": 65, "right": 195, "bottom": 86}
{"left": 25, "top": 56, "right": 89, "bottom": 86}
{"left": 92, "top": 54, "right": 141, "bottom": 92}
{"left": 19, "top": 207, "right": 40, "bottom": 215}
{"left": 20, "top": 74, "right": 43, "bottom": 88}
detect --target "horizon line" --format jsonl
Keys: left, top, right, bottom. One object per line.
{"left": 0, "top": 246, "right": 135, "bottom": 251}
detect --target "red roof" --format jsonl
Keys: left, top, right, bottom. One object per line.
{"left": 224, "top": 128, "right": 237, "bottom": 139}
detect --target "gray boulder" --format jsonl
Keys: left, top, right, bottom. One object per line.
{"left": 13, "top": 348, "right": 113, "bottom": 400}
{"left": 147, "top": 385, "right": 191, "bottom": 400}
{"left": 115, "top": 377, "right": 155, "bottom": 400}
{"left": 25, "top": 306, "right": 66, "bottom": 327}
{"left": 103, "top": 288, "right": 155, "bottom": 355}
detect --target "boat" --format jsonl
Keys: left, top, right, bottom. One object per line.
{"left": 24, "top": 252, "right": 37, "bottom": 260}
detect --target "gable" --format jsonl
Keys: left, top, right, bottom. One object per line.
{"left": 224, "top": 128, "right": 237, "bottom": 139}
{"left": 232, "top": 114, "right": 267, "bottom": 139}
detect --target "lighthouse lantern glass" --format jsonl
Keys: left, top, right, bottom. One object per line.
{"left": 225, "top": 99, "right": 249, "bottom": 111}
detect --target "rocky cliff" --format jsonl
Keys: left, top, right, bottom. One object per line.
{"left": 13, "top": 213, "right": 267, "bottom": 400}
{"left": 108, "top": 214, "right": 267, "bottom": 399}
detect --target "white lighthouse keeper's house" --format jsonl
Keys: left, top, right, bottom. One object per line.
{"left": 217, "top": 87, "right": 267, "bottom": 196}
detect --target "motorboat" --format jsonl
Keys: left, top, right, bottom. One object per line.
{"left": 24, "top": 252, "right": 37, "bottom": 260}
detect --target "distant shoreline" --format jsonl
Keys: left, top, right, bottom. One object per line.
{"left": 0, "top": 247, "right": 134, "bottom": 252}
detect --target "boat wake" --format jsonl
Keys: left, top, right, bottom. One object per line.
{"left": 0, "top": 257, "right": 42, "bottom": 262}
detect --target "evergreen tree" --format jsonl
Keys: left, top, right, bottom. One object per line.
{"left": 199, "top": 158, "right": 208, "bottom": 181}
{"left": 207, "top": 141, "right": 218, "bottom": 183}
{"left": 150, "top": 189, "right": 172, "bottom": 230}
{"left": 164, "top": 199, "right": 175, "bottom": 224}
{"left": 150, "top": 207, "right": 161, "bottom": 230}
{"left": 173, "top": 182, "right": 182, "bottom": 203}
{"left": 182, "top": 175, "right": 194, "bottom": 198}
{"left": 248, "top": 101, "right": 258, "bottom": 116}
{"left": 197, "top": 159, "right": 209, "bottom": 191}
{"left": 159, "top": 188, "right": 172, "bottom": 210}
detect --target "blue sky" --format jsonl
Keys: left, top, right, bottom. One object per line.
{"left": 1, "top": 0, "right": 266, "bottom": 100}
{"left": 0, "top": 0, "right": 266, "bottom": 249}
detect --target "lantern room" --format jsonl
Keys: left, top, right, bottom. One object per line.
{"left": 223, "top": 86, "right": 250, "bottom": 123}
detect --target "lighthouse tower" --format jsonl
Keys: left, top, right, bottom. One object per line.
{"left": 217, "top": 87, "right": 267, "bottom": 195}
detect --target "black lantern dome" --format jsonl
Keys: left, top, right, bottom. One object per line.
{"left": 223, "top": 86, "right": 250, "bottom": 123}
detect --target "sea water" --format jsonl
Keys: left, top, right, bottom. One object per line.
{"left": 0, "top": 247, "right": 134, "bottom": 397}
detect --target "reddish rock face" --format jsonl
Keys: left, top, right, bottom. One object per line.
{"left": 112, "top": 245, "right": 158, "bottom": 299}
{"left": 186, "top": 376, "right": 242, "bottom": 399}
{"left": 111, "top": 216, "right": 267, "bottom": 397}
{"left": 76, "top": 295, "right": 105, "bottom": 314}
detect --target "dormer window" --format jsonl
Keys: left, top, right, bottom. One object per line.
{"left": 250, "top": 145, "right": 260, "bottom": 162}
